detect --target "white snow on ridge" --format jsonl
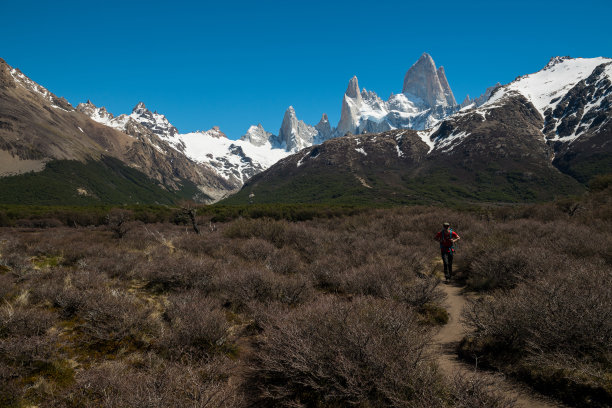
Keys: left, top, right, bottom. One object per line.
{"left": 435, "top": 131, "right": 470, "bottom": 152}
{"left": 416, "top": 125, "right": 438, "bottom": 153}
{"left": 178, "top": 131, "right": 290, "bottom": 182}
{"left": 395, "top": 144, "right": 405, "bottom": 158}
{"left": 486, "top": 57, "right": 612, "bottom": 115}
{"left": 355, "top": 147, "right": 367, "bottom": 156}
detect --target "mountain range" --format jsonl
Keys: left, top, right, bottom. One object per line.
{"left": 0, "top": 53, "right": 609, "bottom": 205}
{"left": 224, "top": 56, "right": 612, "bottom": 205}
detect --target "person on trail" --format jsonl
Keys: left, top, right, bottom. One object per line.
{"left": 434, "top": 222, "right": 460, "bottom": 282}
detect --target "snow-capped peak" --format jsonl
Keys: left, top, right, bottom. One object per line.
{"left": 128, "top": 101, "right": 178, "bottom": 139}
{"left": 485, "top": 56, "right": 612, "bottom": 115}
{"left": 241, "top": 124, "right": 274, "bottom": 147}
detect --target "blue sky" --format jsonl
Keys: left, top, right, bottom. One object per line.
{"left": 2, "top": 0, "right": 611, "bottom": 139}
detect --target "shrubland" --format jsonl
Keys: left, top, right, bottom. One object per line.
{"left": 0, "top": 186, "right": 610, "bottom": 407}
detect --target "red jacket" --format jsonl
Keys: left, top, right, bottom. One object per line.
{"left": 435, "top": 229, "right": 459, "bottom": 253}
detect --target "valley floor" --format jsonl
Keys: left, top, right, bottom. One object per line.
{"left": 0, "top": 193, "right": 610, "bottom": 407}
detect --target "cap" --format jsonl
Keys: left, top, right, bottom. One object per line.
{"left": 443, "top": 222, "right": 450, "bottom": 227}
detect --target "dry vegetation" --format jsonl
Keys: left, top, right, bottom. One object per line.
{"left": 0, "top": 188, "right": 610, "bottom": 407}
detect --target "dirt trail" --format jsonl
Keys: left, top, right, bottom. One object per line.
{"left": 434, "top": 282, "right": 564, "bottom": 408}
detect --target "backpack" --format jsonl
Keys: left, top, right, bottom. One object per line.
{"left": 439, "top": 228, "right": 454, "bottom": 251}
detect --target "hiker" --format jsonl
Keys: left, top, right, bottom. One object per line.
{"left": 434, "top": 222, "right": 460, "bottom": 282}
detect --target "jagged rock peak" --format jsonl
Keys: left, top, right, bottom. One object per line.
{"left": 545, "top": 56, "right": 572, "bottom": 69}
{"left": 436, "top": 66, "right": 457, "bottom": 105}
{"left": 132, "top": 101, "right": 147, "bottom": 113}
{"left": 277, "top": 106, "right": 317, "bottom": 152}
{"left": 207, "top": 126, "right": 227, "bottom": 138}
{"left": 241, "top": 123, "right": 274, "bottom": 147}
{"left": 315, "top": 113, "right": 333, "bottom": 143}
{"left": 346, "top": 76, "right": 361, "bottom": 99}
{"left": 402, "top": 52, "right": 455, "bottom": 107}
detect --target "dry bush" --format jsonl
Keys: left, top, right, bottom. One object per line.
{"left": 0, "top": 304, "right": 57, "bottom": 338}
{"left": 105, "top": 208, "right": 133, "bottom": 239}
{"left": 77, "top": 288, "right": 158, "bottom": 349}
{"left": 29, "top": 268, "right": 110, "bottom": 317}
{"left": 446, "top": 373, "right": 516, "bottom": 408}
{"left": 216, "top": 266, "right": 313, "bottom": 310}
{"left": 0, "top": 360, "right": 21, "bottom": 407}
{"left": 308, "top": 256, "right": 346, "bottom": 292}
{"left": 338, "top": 260, "right": 410, "bottom": 298}
{"left": 86, "top": 250, "right": 145, "bottom": 279}
{"left": 265, "top": 247, "right": 303, "bottom": 274}
{"left": 161, "top": 291, "right": 231, "bottom": 360}
{"left": 281, "top": 222, "right": 321, "bottom": 259}
{"left": 50, "top": 355, "right": 243, "bottom": 408}
{"left": 136, "top": 253, "right": 216, "bottom": 293}
{"left": 234, "top": 237, "right": 277, "bottom": 262}
{"left": 224, "top": 217, "right": 288, "bottom": 247}
{"left": 466, "top": 247, "right": 544, "bottom": 290}
{"left": 14, "top": 218, "right": 64, "bottom": 229}
{"left": 246, "top": 296, "right": 440, "bottom": 407}
{"left": 173, "top": 233, "right": 230, "bottom": 257}
{"left": 462, "top": 262, "right": 612, "bottom": 406}
{"left": 0, "top": 274, "right": 15, "bottom": 300}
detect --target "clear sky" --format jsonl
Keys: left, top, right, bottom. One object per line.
{"left": 2, "top": 0, "right": 611, "bottom": 139}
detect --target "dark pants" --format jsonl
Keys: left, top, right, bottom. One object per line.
{"left": 441, "top": 251, "right": 453, "bottom": 279}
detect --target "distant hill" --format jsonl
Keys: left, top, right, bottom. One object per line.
{"left": 0, "top": 58, "right": 233, "bottom": 204}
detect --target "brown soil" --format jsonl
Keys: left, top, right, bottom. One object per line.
{"left": 434, "top": 281, "right": 565, "bottom": 408}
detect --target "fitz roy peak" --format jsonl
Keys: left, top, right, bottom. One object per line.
{"left": 402, "top": 52, "right": 457, "bottom": 107}
{"left": 335, "top": 53, "right": 462, "bottom": 137}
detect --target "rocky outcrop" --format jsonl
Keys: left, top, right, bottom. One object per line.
{"left": 129, "top": 102, "right": 178, "bottom": 139}
{"left": 437, "top": 66, "right": 457, "bottom": 106}
{"left": 314, "top": 113, "right": 333, "bottom": 143}
{"left": 335, "top": 57, "right": 460, "bottom": 137}
{"left": 337, "top": 76, "right": 364, "bottom": 136}
{"left": 241, "top": 124, "right": 274, "bottom": 146}
{"left": 402, "top": 53, "right": 456, "bottom": 108}
{"left": 275, "top": 106, "right": 318, "bottom": 152}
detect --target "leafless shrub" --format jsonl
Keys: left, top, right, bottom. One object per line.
{"left": 0, "top": 360, "right": 21, "bottom": 407}
{"left": 246, "top": 297, "right": 438, "bottom": 407}
{"left": 0, "top": 304, "right": 57, "bottom": 337}
{"left": 161, "top": 291, "right": 230, "bottom": 360}
{"left": 14, "top": 218, "right": 63, "bottom": 228}
{"left": 78, "top": 288, "right": 157, "bottom": 347}
{"left": 224, "top": 218, "right": 288, "bottom": 247}
{"left": 87, "top": 250, "right": 144, "bottom": 279}
{"left": 234, "top": 237, "right": 277, "bottom": 262}
{"left": 0, "top": 274, "right": 15, "bottom": 300}
{"left": 173, "top": 233, "right": 230, "bottom": 257}
{"left": 308, "top": 256, "right": 346, "bottom": 293}
{"left": 462, "top": 262, "right": 612, "bottom": 405}
{"left": 265, "top": 247, "right": 303, "bottom": 274}
{"left": 0, "top": 333, "right": 58, "bottom": 373}
{"left": 216, "top": 267, "right": 313, "bottom": 310}
{"left": 136, "top": 253, "right": 216, "bottom": 293}
{"left": 282, "top": 223, "right": 321, "bottom": 259}
{"left": 338, "top": 261, "right": 406, "bottom": 298}
{"left": 467, "top": 247, "right": 538, "bottom": 290}
{"left": 105, "top": 209, "right": 133, "bottom": 239}
{"left": 399, "top": 275, "right": 446, "bottom": 308}
{"left": 447, "top": 373, "right": 516, "bottom": 408}
{"left": 51, "top": 355, "right": 244, "bottom": 408}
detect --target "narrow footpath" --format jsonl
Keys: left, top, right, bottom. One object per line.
{"left": 434, "top": 282, "right": 564, "bottom": 408}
